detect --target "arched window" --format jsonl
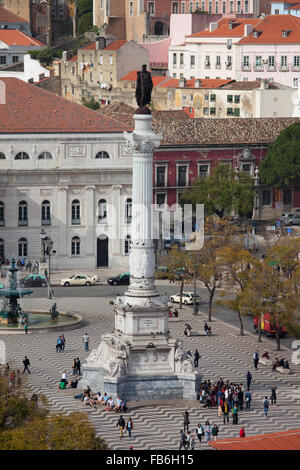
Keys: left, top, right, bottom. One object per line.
{"left": 71, "top": 236, "right": 80, "bottom": 256}
{"left": 125, "top": 235, "right": 131, "bottom": 255}
{"left": 0, "top": 201, "right": 4, "bottom": 226}
{"left": 18, "top": 238, "right": 28, "bottom": 257}
{"left": 126, "top": 198, "right": 132, "bottom": 223}
{"left": 15, "top": 152, "right": 29, "bottom": 160}
{"left": 18, "top": 201, "right": 28, "bottom": 226}
{"left": 0, "top": 152, "right": 6, "bottom": 159}
{"left": 98, "top": 199, "right": 107, "bottom": 223}
{"left": 0, "top": 238, "right": 4, "bottom": 260}
{"left": 71, "top": 200, "right": 80, "bottom": 225}
{"left": 95, "top": 151, "right": 110, "bottom": 159}
{"left": 38, "top": 151, "right": 53, "bottom": 160}
{"left": 41, "top": 200, "right": 51, "bottom": 225}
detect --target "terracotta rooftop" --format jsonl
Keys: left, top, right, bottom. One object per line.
{"left": 0, "top": 6, "right": 28, "bottom": 23}
{"left": 238, "top": 15, "right": 300, "bottom": 44}
{"left": 188, "top": 18, "right": 260, "bottom": 38}
{"left": 158, "top": 78, "right": 233, "bottom": 89}
{"left": 0, "top": 29, "right": 44, "bottom": 47}
{"left": 209, "top": 429, "right": 300, "bottom": 450}
{"left": 0, "top": 78, "right": 130, "bottom": 134}
{"left": 99, "top": 101, "right": 300, "bottom": 146}
{"left": 82, "top": 40, "right": 127, "bottom": 51}
{"left": 219, "top": 81, "right": 290, "bottom": 90}
{"left": 120, "top": 70, "right": 167, "bottom": 87}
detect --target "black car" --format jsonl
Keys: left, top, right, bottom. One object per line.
{"left": 107, "top": 273, "right": 130, "bottom": 286}
{"left": 20, "top": 275, "right": 47, "bottom": 287}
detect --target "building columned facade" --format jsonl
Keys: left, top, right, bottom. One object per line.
{"left": 0, "top": 78, "right": 133, "bottom": 270}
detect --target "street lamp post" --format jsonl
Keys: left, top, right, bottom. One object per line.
{"left": 45, "top": 237, "right": 54, "bottom": 299}
{"left": 40, "top": 229, "right": 46, "bottom": 276}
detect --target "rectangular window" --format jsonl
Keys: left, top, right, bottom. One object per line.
{"left": 230, "top": 1, "right": 233, "bottom": 12}
{"left": 0, "top": 56, "right": 6, "bottom": 65}
{"left": 268, "top": 56, "right": 275, "bottom": 68}
{"left": 12, "top": 55, "right": 19, "bottom": 63}
{"left": 241, "top": 163, "right": 251, "bottom": 174}
{"left": 110, "top": 55, "right": 113, "bottom": 65}
{"left": 202, "top": 1, "right": 205, "bottom": 10}
{"left": 156, "top": 193, "right": 166, "bottom": 206}
{"left": 293, "top": 78, "right": 298, "bottom": 87}
{"left": 227, "top": 107, "right": 233, "bottom": 115}
{"left": 281, "top": 56, "right": 287, "bottom": 68}
{"left": 215, "top": 1, "right": 219, "bottom": 13}
{"left": 210, "top": 93, "right": 216, "bottom": 101}
{"left": 294, "top": 56, "right": 300, "bottom": 68}
{"left": 172, "top": 2, "right": 179, "bottom": 13}
{"left": 189, "top": 1, "right": 194, "bottom": 12}
{"left": 148, "top": 1, "right": 155, "bottom": 15}
{"left": 234, "top": 95, "right": 240, "bottom": 103}
{"left": 243, "top": 56, "right": 249, "bottom": 68}
{"left": 223, "top": 1, "right": 226, "bottom": 12}
{"left": 255, "top": 56, "right": 262, "bottom": 67}
{"left": 173, "top": 53, "right": 177, "bottom": 66}
{"left": 203, "top": 107, "right": 209, "bottom": 114}
{"left": 190, "top": 55, "right": 195, "bottom": 68}
{"left": 210, "top": 107, "right": 216, "bottom": 115}
{"left": 156, "top": 166, "right": 166, "bottom": 187}
{"left": 208, "top": 1, "right": 212, "bottom": 12}
{"left": 262, "top": 190, "right": 271, "bottom": 206}
{"left": 245, "top": 0, "right": 249, "bottom": 12}
{"left": 196, "top": 1, "right": 199, "bottom": 10}
{"left": 199, "top": 164, "right": 209, "bottom": 178}
{"left": 100, "top": 55, "right": 103, "bottom": 65}
{"left": 129, "top": 1, "right": 133, "bottom": 16}
{"left": 237, "top": 0, "right": 241, "bottom": 12}
{"left": 227, "top": 95, "right": 233, "bottom": 103}
{"left": 180, "top": 53, "right": 184, "bottom": 67}
{"left": 234, "top": 108, "right": 240, "bottom": 116}
{"left": 182, "top": 1, "right": 186, "bottom": 13}
{"left": 178, "top": 165, "right": 188, "bottom": 186}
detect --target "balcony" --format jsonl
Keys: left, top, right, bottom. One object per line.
{"left": 215, "top": 64, "right": 221, "bottom": 69}
{"left": 266, "top": 65, "right": 276, "bottom": 72}
{"left": 292, "top": 65, "right": 300, "bottom": 71}
{"left": 241, "top": 65, "right": 251, "bottom": 71}
{"left": 42, "top": 219, "right": 51, "bottom": 226}
{"left": 280, "top": 65, "right": 289, "bottom": 71}
{"left": 71, "top": 218, "right": 81, "bottom": 225}
{"left": 204, "top": 63, "right": 211, "bottom": 69}
{"left": 226, "top": 63, "right": 232, "bottom": 70}
{"left": 254, "top": 65, "right": 264, "bottom": 71}
{"left": 18, "top": 220, "right": 28, "bottom": 226}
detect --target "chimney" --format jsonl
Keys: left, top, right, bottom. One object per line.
{"left": 229, "top": 20, "right": 233, "bottom": 30}
{"left": 209, "top": 22, "right": 218, "bottom": 32}
{"left": 62, "top": 51, "right": 68, "bottom": 61}
{"left": 95, "top": 36, "right": 106, "bottom": 50}
{"left": 260, "top": 79, "right": 269, "bottom": 90}
{"left": 38, "top": 73, "right": 45, "bottom": 81}
{"left": 179, "top": 78, "right": 186, "bottom": 88}
{"left": 244, "top": 24, "right": 253, "bottom": 37}
{"left": 195, "top": 79, "right": 201, "bottom": 88}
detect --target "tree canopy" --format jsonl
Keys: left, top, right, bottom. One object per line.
{"left": 77, "top": 0, "right": 93, "bottom": 35}
{"left": 180, "top": 164, "right": 254, "bottom": 218}
{"left": 259, "top": 122, "right": 300, "bottom": 188}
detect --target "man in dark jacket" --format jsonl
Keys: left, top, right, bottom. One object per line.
{"left": 246, "top": 371, "right": 252, "bottom": 390}
{"left": 117, "top": 415, "right": 126, "bottom": 438}
{"left": 23, "top": 356, "right": 30, "bottom": 374}
{"left": 179, "top": 430, "right": 187, "bottom": 450}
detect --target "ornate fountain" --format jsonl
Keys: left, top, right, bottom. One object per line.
{"left": 0, "top": 258, "right": 33, "bottom": 325}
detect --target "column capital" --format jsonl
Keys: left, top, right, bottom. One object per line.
{"left": 123, "top": 131, "right": 161, "bottom": 155}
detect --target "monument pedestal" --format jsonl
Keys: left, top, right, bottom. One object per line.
{"left": 81, "top": 108, "right": 202, "bottom": 400}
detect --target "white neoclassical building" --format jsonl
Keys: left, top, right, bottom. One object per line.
{"left": 0, "top": 78, "right": 134, "bottom": 270}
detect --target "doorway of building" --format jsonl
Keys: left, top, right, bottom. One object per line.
{"left": 154, "top": 21, "right": 164, "bottom": 35}
{"left": 97, "top": 236, "right": 108, "bottom": 267}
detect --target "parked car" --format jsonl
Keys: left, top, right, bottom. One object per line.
{"left": 20, "top": 275, "right": 47, "bottom": 287}
{"left": 286, "top": 214, "right": 300, "bottom": 226}
{"left": 107, "top": 273, "right": 130, "bottom": 286}
{"left": 60, "top": 274, "right": 97, "bottom": 287}
{"left": 170, "top": 292, "right": 201, "bottom": 305}
{"left": 279, "top": 213, "right": 294, "bottom": 224}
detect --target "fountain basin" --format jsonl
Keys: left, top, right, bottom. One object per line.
{"left": 0, "top": 310, "right": 83, "bottom": 334}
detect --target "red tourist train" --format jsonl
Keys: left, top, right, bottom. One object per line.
{"left": 253, "top": 312, "right": 288, "bottom": 337}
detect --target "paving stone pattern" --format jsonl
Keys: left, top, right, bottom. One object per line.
{"left": 2, "top": 297, "right": 300, "bottom": 450}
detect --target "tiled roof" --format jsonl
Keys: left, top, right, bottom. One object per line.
{"left": 209, "top": 429, "right": 300, "bottom": 450}
{"left": 69, "top": 55, "right": 78, "bottom": 62}
{"left": 0, "top": 78, "right": 130, "bottom": 134}
{"left": 0, "top": 29, "right": 44, "bottom": 47}
{"left": 188, "top": 18, "right": 260, "bottom": 38}
{"left": 120, "top": 70, "right": 167, "bottom": 87}
{"left": 0, "top": 6, "right": 28, "bottom": 23}
{"left": 288, "top": 2, "right": 300, "bottom": 9}
{"left": 82, "top": 40, "right": 127, "bottom": 51}
{"left": 219, "top": 81, "right": 289, "bottom": 90}
{"left": 238, "top": 15, "right": 300, "bottom": 44}
{"left": 158, "top": 78, "right": 233, "bottom": 89}
{"left": 99, "top": 101, "right": 300, "bottom": 146}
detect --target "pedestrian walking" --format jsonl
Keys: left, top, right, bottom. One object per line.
{"left": 253, "top": 350, "right": 259, "bottom": 369}
{"left": 179, "top": 430, "right": 187, "bottom": 450}
{"left": 246, "top": 371, "right": 252, "bottom": 390}
{"left": 83, "top": 332, "right": 89, "bottom": 352}
{"left": 56, "top": 336, "right": 63, "bottom": 352}
{"left": 196, "top": 423, "right": 204, "bottom": 443}
{"left": 204, "top": 323, "right": 209, "bottom": 336}
{"left": 117, "top": 415, "right": 126, "bottom": 438}
{"left": 245, "top": 390, "right": 252, "bottom": 411}
{"left": 61, "top": 334, "right": 66, "bottom": 351}
{"left": 204, "top": 421, "right": 211, "bottom": 442}
{"left": 23, "top": 356, "right": 30, "bottom": 374}
{"left": 263, "top": 396, "right": 270, "bottom": 417}
{"left": 186, "top": 431, "right": 192, "bottom": 449}
{"left": 270, "top": 385, "right": 277, "bottom": 405}
{"left": 222, "top": 400, "right": 229, "bottom": 424}
{"left": 76, "top": 357, "right": 81, "bottom": 375}
{"left": 232, "top": 404, "right": 239, "bottom": 424}
{"left": 238, "top": 388, "right": 244, "bottom": 411}
{"left": 9, "top": 370, "right": 16, "bottom": 389}
{"left": 72, "top": 358, "right": 77, "bottom": 376}
{"left": 212, "top": 424, "right": 219, "bottom": 441}
{"left": 183, "top": 410, "right": 190, "bottom": 433}
{"left": 126, "top": 417, "right": 133, "bottom": 438}
{"left": 194, "top": 349, "right": 200, "bottom": 368}
{"left": 190, "top": 435, "right": 195, "bottom": 450}
{"left": 24, "top": 321, "right": 28, "bottom": 334}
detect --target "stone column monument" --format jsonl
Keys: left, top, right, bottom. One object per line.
{"left": 81, "top": 66, "right": 202, "bottom": 401}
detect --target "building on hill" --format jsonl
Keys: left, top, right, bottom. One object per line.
{"left": 169, "top": 15, "right": 300, "bottom": 88}
{"left": 0, "top": 53, "right": 50, "bottom": 82}
{"left": 0, "top": 29, "right": 45, "bottom": 67}
{"left": 59, "top": 38, "right": 149, "bottom": 105}
{"left": 0, "top": 78, "right": 133, "bottom": 270}
{"left": 0, "top": 6, "right": 31, "bottom": 36}
{"left": 100, "top": 101, "right": 300, "bottom": 220}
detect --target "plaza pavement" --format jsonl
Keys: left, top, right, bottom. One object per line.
{"left": 1, "top": 296, "right": 300, "bottom": 450}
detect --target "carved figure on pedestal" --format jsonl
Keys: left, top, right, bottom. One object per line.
{"left": 174, "top": 340, "right": 195, "bottom": 374}
{"left": 135, "top": 65, "right": 153, "bottom": 108}
{"left": 109, "top": 344, "right": 128, "bottom": 377}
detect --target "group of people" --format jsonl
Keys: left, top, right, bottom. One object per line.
{"left": 169, "top": 309, "right": 179, "bottom": 318}
{"left": 25, "top": 260, "right": 40, "bottom": 273}
{"left": 180, "top": 416, "right": 220, "bottom": 449}
{"left": 73, "top": 385, "right": 128, "bottom": 414}
{"left": 272, "top": 357, "right": 290, "bottom": 371}
{"left": 56, "top": 335, "right": 66, "bottom": 352}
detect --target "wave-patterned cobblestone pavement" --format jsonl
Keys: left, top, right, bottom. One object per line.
{"left": 2, "top": 297, "right": 300, "bottom": 450}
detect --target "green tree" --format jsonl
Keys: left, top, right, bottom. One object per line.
{"left": 180, "top": 164, "right": 254, "bottom": 218}
{"left": 29, "top": 48, "right": 62, "bottom": 66}
{"left": 166, "top": 246, "right": 191, "bottom": 309}
{"left": 259, "top": 122, "right": 300, "bottom": 188}
{"left": 77, "top": 0, "right": 93, "bottom": 35}
{"left": 82, "top": 97, "right": 100, "bottom": 110}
